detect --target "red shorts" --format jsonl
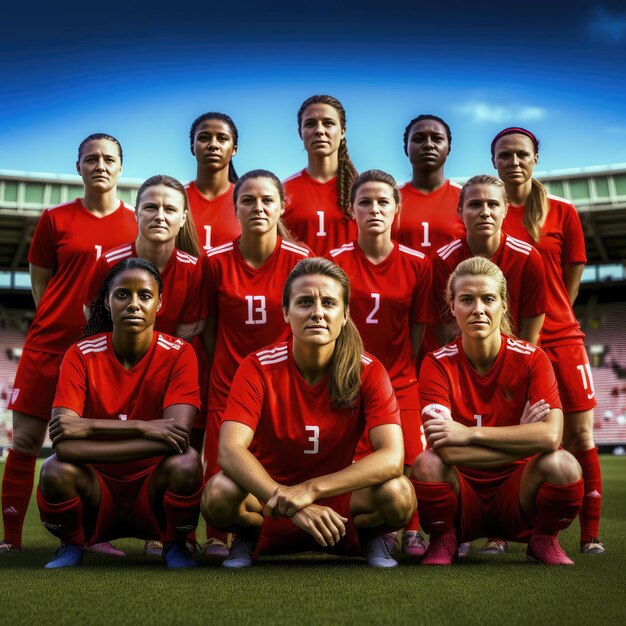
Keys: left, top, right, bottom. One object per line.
{"left": 87, "top": 465, "right": 162, "bottom": 544}
{"left": 8, "top": 348, "right": 63, "bottom": 421}
{"left": 353, "top": 409, "right": 424, "bottom": 466}
{"left": 543, "top": 344, "right": 597, "bottom": 413}
{"left": 456, "top": 462, "right": 533, "bottom": 543}
{"left": 253, "top": 493, "right": 361, "bottom": 559}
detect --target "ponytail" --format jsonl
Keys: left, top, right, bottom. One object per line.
{"left": 524, "top": 179, "right": 548, "bottom": 242}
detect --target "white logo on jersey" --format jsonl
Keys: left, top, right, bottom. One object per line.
{"left": 119, "top": 414, "right": 127, "bottom": 421}
{"left": 10, "top": 388, "right": 20, "bottom": 405}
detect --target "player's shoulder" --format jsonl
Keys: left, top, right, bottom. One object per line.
{"left": 328, "top": 241, "right": 355, "bottom": 258}
{"left": 204, "top": 240, "right": 236, "bottom": 260}
{"left": 155, "top": 332, "right": 188, "bottom": 354}
{"left": 503, "top": 233, "right": 534, "bottom": 257}
{"left": 74, "top": 333, "right": 109, "bottom": 357}
{"left": 448, "top": 179, "right": 463, "bottom": 191}
{"left": 280, "top": 239, "right": 310, "bottom": 258}
{"left": 436, "top": 238, "right": 463, "bottom": 261}
{"left": 43, "top": 199, "right": 80, "bottom": 219}
{"left": 547, "top": 193, "right": 577, "bottom": 213}
{"left": 282, "top": 170, "right": 306, "bottom": 188}
{"left": 175, "top": 249, "right": 198, "bottom": 266}
{"left": 102, "top": 243, "right": 134, "bottom": 265}
{"left": 431, "top": 341, "right": 461, "bottom": 361}
{"left": 397, "top": 243, "right": 426, "bottom": 260}
{"left": 503, "top": 336, "right": 538, "bottom": 358}
{"left": 251, "top": 342, "right": 290, "bottom": 371}
{"left": 121, "top": 201, "right": 135, "bottom": 213}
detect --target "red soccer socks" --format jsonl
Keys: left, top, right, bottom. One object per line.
{"left": 2, "top": 449, "right": 37, "bottom": 548}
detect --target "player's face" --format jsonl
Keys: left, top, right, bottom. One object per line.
{"left": 351, "top": 182, "right": 398, "bottom": 235}
{"left": 450, "top": 275, "right": 505, "bottom": 341}
{"left": 406, "top": 119, "right": 449, "bottom": 172}
{"left": 106, "top": 268, "right": 161, "bottom": 334}
{"left": 492, "top": 134, "right": 538, "bottom": 188}
{"left": 76, "top": 139, "right": 122, "bottom": 192}
{"left": 137, "top": 185, "right": 187, "bottom": 244}
{"left": 299, "top": 104, "right": 345, "bottom": 158}
{"left": 284, "top": 275, "right": 348, "bottom": 347}
{"left": 192, "top": 119, "right": 237, "bottom": 172}
{"left": 460, "top": 184, "right": 508, "bottom": 238}
{"left": 235, "top": 177, "right": 283, "bottom": 235}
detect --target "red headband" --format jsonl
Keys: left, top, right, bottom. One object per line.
{"left": 491, "top": 127, "right": 539, "bottom": 156}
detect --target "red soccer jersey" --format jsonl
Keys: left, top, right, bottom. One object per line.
{"left": 329, "top": 241, "right": 434, "bottom": 409}
{"left": 283, "top": 169, "right": 357, "bottom": 256}
{"left": 26, "top": 199, "right": 138, "bottom": 355}
{"left": 394, "top": 180, "right": 465, "bottom": 258}
{"left": 503, "top": 195, "right": 586, "bottom": 347}
{"left": 201, "top": 237, "right": 311, "bottom": 411}
{"left": 54, "top": 331, "right": 200, "bottom": 481}
{"left": 186, "top": 182, "right": 241, "bottom": 252}
{"left": 223, "top": 341, "right": 400, "bottom": 486}
{"left": 84, "top": 242, "right": 203, "bottom": 335}
{"left": 419, "top": 335, "right": 561, "bottom": 480}
{"left": 433, "top": 232, "right": 547, "bottom": 336}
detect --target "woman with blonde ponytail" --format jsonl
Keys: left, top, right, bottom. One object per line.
{"left": 201, "top": 258, "right": 415, "bottom": 569}
{"left": 492, "top": 127, "right": 604, "bottom": 555}
{"left": 283, "top": 95, "right": 358, "bottom": 256}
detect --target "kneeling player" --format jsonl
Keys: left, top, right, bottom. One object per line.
{"left": 37, "top": 258, "right": 202, "bottom": 568}
{"left": 411, "top": 257, "right": 583, "bottom": 565}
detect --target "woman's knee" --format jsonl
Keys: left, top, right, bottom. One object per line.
{"left": 11, "top": 412, "right": 48, "bottom": 455}
{"left": 201, "top": 472, "right": 246, "bottom": 526}
{"left": 409, "top": 448, "right": 448, "bottom": 482}
{"left": 39, "top": 455, "right": 81, "bottom": 499}
{"left": 535, "top": 449, "right": 582, "bottom": 485}
{"left": 161, "top": 448, "right": 203, "bottom": 491}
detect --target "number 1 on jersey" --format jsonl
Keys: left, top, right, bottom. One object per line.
{"left": 473, "top": 414, "right": 482, "bottom": 427}
{"left": 421, "top": 222, "right": 431, "bottom": 247}
{"left": 94, "top": 245, "right": 102, "bottom": 260}
{"left": 316, "top": 211, "right": 326, "bottom": 237}
{"left": 204, "top": 225, "right": 212, "bottom": 251}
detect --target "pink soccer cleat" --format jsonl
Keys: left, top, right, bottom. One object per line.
{"left": 86, "top": 541, "right": 125, "bottom": 557}
{"left": 526, "top": 533, "right": 573, "bottom": 565}
{"left": 422, "top": 529, "right": 457, "bottom": 565}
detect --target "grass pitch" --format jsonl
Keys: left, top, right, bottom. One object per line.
{"left": 1, "top": 456, "right": 624, "bottom": 625}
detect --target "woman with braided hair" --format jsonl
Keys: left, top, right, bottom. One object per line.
{"left": 282, "top": 95, "right": 358, "bottom": 256}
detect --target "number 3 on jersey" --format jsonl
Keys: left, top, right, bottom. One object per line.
{"left": 245, "top": 295, "right": 267, "bottom": 325}
{"left": 304, "top": 425, "right": 319, "bottom": 454}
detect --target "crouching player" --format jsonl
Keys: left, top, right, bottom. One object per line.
{"left": 37, "top": 258, "right": 203, "bottom": 569}
{"left": 411, "top": 257, "right": 584, "bottom": 565}
{"left": 201, "top": 258, "right": 415, "bottom": 568}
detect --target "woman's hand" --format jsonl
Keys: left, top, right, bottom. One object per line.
{"left": 520, "top": 399, "right": 551, "bottom": 425}
{"left": 265, "top": 483, "right": 316, "bottom": 518}
{"left": 290, "top": 504, "right": 348, "bottom": 547}
{"left": 49, "top": 414, "right": 91, "bottom": 444}
{"left": 140, "top": 419, "right": 189, "bottom": 453}
{"left": 425, "top": 417, "right": 473, "bottom": 448}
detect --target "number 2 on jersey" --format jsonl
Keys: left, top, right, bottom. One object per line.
{"left": 304, "top": 425, "right": 319, "bottom": 455}
{"left": 366, "top": 293, "right": 380, "bottom": 324}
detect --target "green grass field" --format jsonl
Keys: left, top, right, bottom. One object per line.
{"left": 1, "top": 456, "right": 624, "bottom": 625}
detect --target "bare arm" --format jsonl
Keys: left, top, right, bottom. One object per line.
{"left": 518, "top": 314, "right": 545, "bottom": 346}
{"left": 29, "top": 263, "right": 52, "bottom": 307}
{"left": 563, "top": 262, "right": 584, "bottom": 305}
{"left": 410, "top": 323, "right": 425, "bottom": 359}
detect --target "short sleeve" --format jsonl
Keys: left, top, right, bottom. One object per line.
{"left": 360, "top": 359, "right": 401, "bottom": 434}
{"left": 28, "top": 209, "right": 56, "bottom": 268}
{"left": 53, "top": 346, "right": 88, "bottom": 416}
{"left": 222, "top": 356, "right": 265, "bottom": 430}
{"left": 529, "top": 349, "right": 562, "bottom": 411}
{"left": 163, "top": 343, "right": 201, "bottom": 410}
{"left": 410, "top": 256, "right": 436, "bottom": 324}
{"left": 84, "top": 255, "right": 110, "bottom": 308}
{"left": 561, "top": 203, "right": 587, "bottom": 265}
{"left": 418, "top": 354, "right": 452, "bottom": 414}
{"left": 519, "top": 248, "right": 548, "bottom": 318}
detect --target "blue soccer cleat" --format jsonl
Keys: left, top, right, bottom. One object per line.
{"left": 45, "top": 544, "right": 84, "bottom": 569}
{"left": 162, "top": 541, "right": 197, "bottom": 568}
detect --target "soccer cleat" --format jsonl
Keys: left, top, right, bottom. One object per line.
{"left": 86, "top": 541, "right": 125, "bottom": 557}
{"left": 479, "top": 539, "right": 508, "bottom": 555}
{"left": 144, "top": 539, "right": 164, "bottom": 558}
{"left": 197, "top": 537, "right": 230, "bottom": 563}
{"left": 0, "top": 540, "right": 20, "bottom": 555}
{"left": 162, "top": 541, "right": 197, "bottom": 568}
{"left": 223, "top": 534, "right": 254, "bottom": 569}
{"left": 526, "top": 533, "right": 573, "bottom": 565}
{"left": 580, "top": 538, "right": 606, "bottom": 555}
{"left": 422, "top": 529, "right": 457, "bottom": 565}
{"left": 457, "top": 541, "right": 471, "bottom": 559}
{"left": 401, "top": 530, "right": 427, "bottom": 557}
{"left": 45, "top": 544, "right": 84, "bottom": 569}
{"left": 365, "top": 532, "right": 398, "bottom": 568}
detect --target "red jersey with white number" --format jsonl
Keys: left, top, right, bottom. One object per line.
{"left": 201, "top": 237, "right": 311, "bottom": 411}
{"left": 329, "top": 241, "right": 434, "bottom": 409}
{"left": 394, "top": 180, "right": 464, "bottom": 258}
{"left": 283, "top": 170, "right": 357, "bottom": 256}
{"left": 502, "top": 195, "right": 586, "bottom": 347}
{"left": 419, "top": 335, "right": 561, "bottom": 480}
{"left": 54, "top": 332, "right": 200, "bottom": 481}
{"left": 433, "top": 232, "right": 547, "bottom": 336}
{"left": 26, "top": 199, "right": 138, "bottom": 355}
{"left": 223, "top": 341, "right": 400, "bottom": 485}
{"left": 84, "top": 242, "right": 203, "bottom": 335}
{"left": 186, "top": 182, "right": 241, "bottom": 252}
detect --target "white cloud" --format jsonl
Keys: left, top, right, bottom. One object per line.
{"left": 456, "top": 101, "right": 548, "bottom": 124}
{"left": 589, "top": 5, "right": 626, "bottom": 46}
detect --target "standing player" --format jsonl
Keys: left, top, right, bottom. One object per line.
{"left": 186, "top": 112, "right": 241, "bottom": 252}
{"left": 412, "top": 257, "right": 584, "bottom": 565}
{"left": 1, "top": 134, "right": 138, "bottom": 554}
{"left": 199, "top": 169, "right": 310, "bottom": 560}
{"left": 37, "top": 258, "right": 202, "bottom": 568}
{"left": 283, "top": 95, "right": 358, "bottom": 256}
{"left": 201, "top": 258, "right": 416, "bottom": 568}
{"left": 329, "top": 170, "right": 433, "bottom": 557}
{"left": 492, "top": 127, "right": 604, "bottom": 554}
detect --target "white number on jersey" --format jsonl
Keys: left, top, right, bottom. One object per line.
{"left": 576, "top": 363, "right": 596, "bottom": 400}
{"left": 316, "top": 211, "right": 326, "bottom": 237}
{"left": 304, "top": 425, "right": 319, "bottom": 455}
{"left": 94, "top": 244, "right": 102, "bottom": 260}
{"left": 365, "top": 293, "right": 381, "bottom": 324}
{"left": 473, "top": 414, "right": 482, "bottom": 427}
{"left": 203, "top": 225, "right": 212, "bottom": 251}
{"left": 421, "top": 222, "right": 431, "bottom": 247}
{"left": 245, "top": 295, "right": 267, "bottom": 325}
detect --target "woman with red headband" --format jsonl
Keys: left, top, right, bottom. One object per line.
{"left": 491, "top": 127, "right": 604, "bottom": 555}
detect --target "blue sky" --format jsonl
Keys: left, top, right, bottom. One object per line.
{"left": 1, "top": 1, "right": 625, "bottom": 184}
